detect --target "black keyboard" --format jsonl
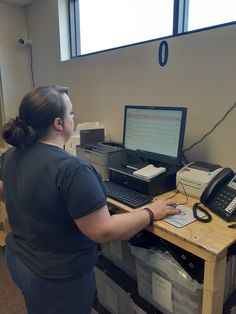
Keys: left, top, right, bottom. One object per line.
{"left": 104, "top": 181, "right": 151, "bottom": 208}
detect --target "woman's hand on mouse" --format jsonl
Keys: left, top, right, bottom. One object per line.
{"left": 146, "top": 199, "right": 181, "bottom": 221}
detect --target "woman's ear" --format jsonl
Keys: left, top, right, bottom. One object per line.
{"left": 53, "top": 117, "right": 64, "bottom": 131}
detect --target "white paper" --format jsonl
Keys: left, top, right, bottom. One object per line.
{"left": 152, "top": 272, "right": 173, "bottom": 313}
{"left": 110, "top": 241, "right": 123, "bottom": 261}
{"left": 163, "top": 205, "right": 206, "bottom": 228}
{"left": 133, "top": 165, "right": 166, "bottom": 179}
{"left": 106, "top": 284, "right": 119, "bottom": 314}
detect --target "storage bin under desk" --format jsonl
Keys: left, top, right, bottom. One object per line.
{"left": 95, "top": 255, "right": 137, "bottom": 314}
{"left": 130, "top": 245, "right": 203, "bottom": 314}
{"left": 100, "top": 240, "right": 136, "bottom": 279}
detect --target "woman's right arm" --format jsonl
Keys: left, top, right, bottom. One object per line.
{"left": 74, "top": 198, "right": 180, "bottom": 243}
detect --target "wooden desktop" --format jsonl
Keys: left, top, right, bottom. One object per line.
{"left": 107, "top": 191, "right": 236, "bottom": 314}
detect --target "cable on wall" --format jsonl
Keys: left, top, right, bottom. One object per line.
{"left": 28, "top": 43, "right": 35, "bottom": 88}
{"left": 18, "top": 36, "right": 35, "bottom": 88}
{"left": 182, "top": 100, "right": 236, "bottom": 163}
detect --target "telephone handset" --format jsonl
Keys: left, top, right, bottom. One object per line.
{"left": 200, "top": 167, "right": 236, "bottom": 221}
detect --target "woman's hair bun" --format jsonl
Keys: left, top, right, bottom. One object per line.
{"left": 2, "top": 116, "right": 36, "bottom": 148}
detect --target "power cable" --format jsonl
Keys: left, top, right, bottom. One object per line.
{"left": 28, "top": 43, "right": 35, "bottom": 88}
{"left": 182, "top": 101, "right": 236, "bottom": 163}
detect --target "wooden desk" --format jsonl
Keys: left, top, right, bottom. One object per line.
{"left": 108, "top": 191, "right": 236, "bottom": 314}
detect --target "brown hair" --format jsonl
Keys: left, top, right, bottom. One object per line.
{"left": 2, "top": 85, "right": 69, "bottom": 148}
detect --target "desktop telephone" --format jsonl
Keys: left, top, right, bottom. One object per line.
{"left": 200, "top": 167, "right": 236, "bottom": 221}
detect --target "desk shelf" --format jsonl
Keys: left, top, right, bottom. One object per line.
{"left": 108, "top": 191, "right": 236, "bottom": 314}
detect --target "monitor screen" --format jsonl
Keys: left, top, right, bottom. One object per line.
{"left": 123, "top": 105, "right": 187, "bottom": 165}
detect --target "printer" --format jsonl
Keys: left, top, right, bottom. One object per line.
{"left": 65, "top": 122, "right": 107, "bottom": 156}
{"left": 76, "top": 142, "right": 124, "bottom": 179}
{"left": 176, "top": 161, "right": 223, "bottom": 198}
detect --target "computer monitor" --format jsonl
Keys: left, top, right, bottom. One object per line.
{"left": 123, "top": 105, "right": 187, "bottom": 165}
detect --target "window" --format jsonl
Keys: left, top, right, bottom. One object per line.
{"left": 69, "top": 0, "right": 175, "bottom": 57}
{"left": 68, "top": 0, "right": 236, "bottom": 58}
{"left": 188, "top": 0, "right": 236, "bottom": 31}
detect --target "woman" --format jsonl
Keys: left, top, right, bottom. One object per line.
{"left": 0, "top": 85, "right": 180, "bottom": 314}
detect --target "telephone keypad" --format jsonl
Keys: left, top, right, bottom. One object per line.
{"left": 210, "top": 187, "right": 236, "bottom": 215}
{"left": 225, "top": 198, "right": 236, "bottom": 214}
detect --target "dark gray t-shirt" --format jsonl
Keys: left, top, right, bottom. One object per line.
{"left": 0, "top": 142, "right": 107, "bottom": 279}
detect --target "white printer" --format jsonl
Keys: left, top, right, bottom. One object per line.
{"left": 76, "top": 142, "right": 124, "bottom": 179}
{"left": 176, "top": 161, "right": 223, "bottom": 198}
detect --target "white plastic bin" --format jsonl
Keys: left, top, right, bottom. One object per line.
{"left": 130, "top": 245, "right": 203, "bottom": 314}
{"left": 95, "top": 256, "right": 137, "bottom": 314}
{"left": 101, "top": 240, "right": 136, "bottom": 279}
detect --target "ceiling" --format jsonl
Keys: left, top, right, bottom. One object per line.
{"left": 0, "top": 0, "right": 34, "bottom": 5}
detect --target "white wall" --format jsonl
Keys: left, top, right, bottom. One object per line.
{"left": 0, "top": 2, "right": 32, "bottom": 120}
{"left": 3, "top": 0, "right": 236, "bottom": 170}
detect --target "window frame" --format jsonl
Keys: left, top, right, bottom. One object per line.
{"left": 69, "top": 0, "right": 186, "bottom": 58}
{"left": 68, "top": 0, "right": 81, "bottom": 57}
{"left": 68, "top": 0, "right": 236, "bottom": 58}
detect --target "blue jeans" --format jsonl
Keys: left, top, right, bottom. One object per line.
{"left": 6, "top": 247, "right": 96, "bottom": 314}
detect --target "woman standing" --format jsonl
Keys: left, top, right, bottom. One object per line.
{"left": 0, "top": 85, "right": 179, "bottom": 314}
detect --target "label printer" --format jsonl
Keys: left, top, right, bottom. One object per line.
{"left": 176, "top": 161, "right": 223, "bottom": 198}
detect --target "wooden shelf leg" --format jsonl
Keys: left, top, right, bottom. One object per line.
{"left": 202, "top": 254, "right": 227, "bottom": 314}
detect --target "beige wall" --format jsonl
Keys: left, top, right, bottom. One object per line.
{"left": 2, "top": 0, "right": 236, "bottom": 170}
{"left": 0, "top": 1, "right": 32, "bottom": 120}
